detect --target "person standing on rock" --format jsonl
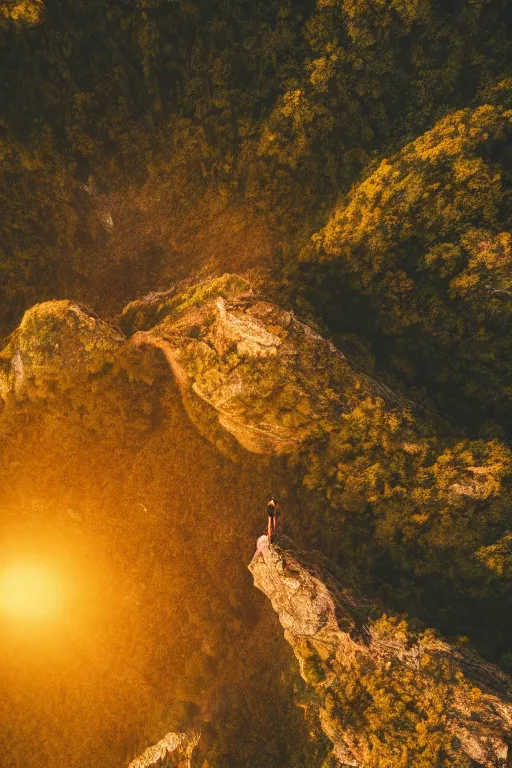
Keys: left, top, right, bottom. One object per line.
{"left": 267, "top": 496, "right": 279, "bottom": 541}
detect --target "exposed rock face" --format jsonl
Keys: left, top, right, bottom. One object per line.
{"left": 127, "top": 730, "right": 200, "bottom": 768}
{"left": 0, "top": 274, "right": 505, "bottom": 500}
{"left": 0, "top": 275, "right": 411, "bottom": 457}
{"left": 249, "top": 536, "right": 512, "bottom": 767}
{"left": 119, "top": 274, "right": 406, "bottom": 455}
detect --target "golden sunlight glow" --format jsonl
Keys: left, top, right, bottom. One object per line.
{"left": 0, "top": 562, "right": 65, "bottom": 623}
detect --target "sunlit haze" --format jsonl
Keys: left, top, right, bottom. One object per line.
{"left": 0, "top": 561, "right": 65, "bottom": 622}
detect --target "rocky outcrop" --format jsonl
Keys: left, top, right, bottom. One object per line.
{"left": 0, "top": 274, "right": 406, "bottom": 453}
{"left": 127, "top": 730, "right": 200, "bottom": 768}
{"left": 119, "top": 274, "right": 408, "bottom": 454}
{"left": 249, "top": 536, "right": 512, "bottom": 767}
{"left": 0, "top": 275, "right": 505, "bottom": 495}
{"left": 0, "top": 300, "right": 124, "bottom": 403}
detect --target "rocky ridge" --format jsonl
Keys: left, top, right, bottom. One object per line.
{"left": 1, "top": 274, "right": 505, "bottom": 504}
{"left": 127, "top": 730, "right": 200, "bottom": 768}
{"left": 0, "top": 273, "right": 422, "bottom": 450}
{"left": 119, "top": 274, "right": 410, "bottom": 455}
{"left": 249, "top": 536, "right": 512, "bottom": 767}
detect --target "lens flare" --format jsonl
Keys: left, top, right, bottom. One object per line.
{"left": 0, "top": 562, "right": 65, "bottom": 622}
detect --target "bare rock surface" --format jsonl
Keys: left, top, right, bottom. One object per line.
{"left": 249, "top": 536, "right": 512, "bottom": 767}
{"left": 119, "top": 274, "right": 408, "bottom": 455}
{"left": 0, "top": 274, "right": 407, "bottom": 454}
{"left": 127, "top": 730, "right": 200, "bottom": 768}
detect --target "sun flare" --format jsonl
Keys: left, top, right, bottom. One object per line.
{"left": 0, "top": 562, "right": 65, "bottom": 622}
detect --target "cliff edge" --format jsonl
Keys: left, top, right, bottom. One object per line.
{"left": 249, "top": 536, "right": 512, "bottom": 767}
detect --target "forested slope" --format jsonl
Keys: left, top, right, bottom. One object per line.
{"left": 295, "top": 86, "right": 512, "bottom": 429}
{"left": 1, "top": 0, "right": 511, "bottom": 338}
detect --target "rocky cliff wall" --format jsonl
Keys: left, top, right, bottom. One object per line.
{"left": 250, "top": 536, "right": 512, "bottom": 767}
